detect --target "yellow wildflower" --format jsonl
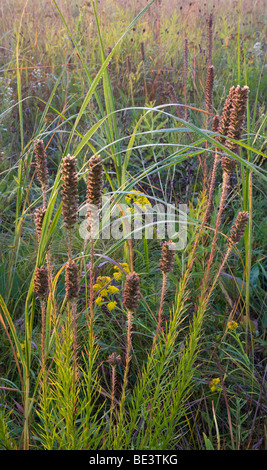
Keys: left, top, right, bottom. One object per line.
{"left": 94, "top": 276, "right": 111, "bottom": 289}
{"left": 93, "top": 283, "right": 101, "bottom": 291}
{"left": 107, "top": 285, "right": 120, "bottom": 294}
{"left": 100, "top": 288, "right": 108, "bottom": 298}
{"left": 107, "top": 301, "right": 117, "bottom": 311}
{"left": 98, "top": 276, "right": 111, "bottom": 285}
{"left": 209, "top": 378, "right": 221, "bottom": 392}
{"left": 113, "top": 262, "right": 130, "bottom": 280}
{"left": 114, "top": 271, "right": 122, "bottom": 281}
{"left": 95, "top": 296, "right": 103, "bottom": 306}
{"left": 125, "top": 190, "right": 151, "bottom": 212}
{"left": 125, "top": 195, "right": 132, "bottom": 204}
{"left": 121, "top": 262, "right": 130, "bottom": 273}
{"left": 228, "top": 320, "right": 239, "bottom": 331}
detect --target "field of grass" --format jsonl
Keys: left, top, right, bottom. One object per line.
{"left": 0, "top": 0, "right": 266, "bottom": 451}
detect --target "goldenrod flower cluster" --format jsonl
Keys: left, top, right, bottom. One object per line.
{"left": 93, "top": 276, "right": 118, "bottom": 310}
{"left": 227, "top": 320, "right": 239, "bottom": 331}
{"left": 93, "top": 263, "right": 131, "bottom": 310}
{"left": 125, "top": 190, "right": 151, "bottom": 213}
{"left": 209, "top": 378, "right": 221, "bottom": 392}
{"left": 113, "top": 262, "right": 130, "bottom": 281}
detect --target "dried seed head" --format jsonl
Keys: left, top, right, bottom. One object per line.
{"left": 207, "top": 13, "right": 213, "bottom": 65}
{"left": 205, "top": 65, "right": 214, "bottom": 113}
{"left": 61, "top": 155, "right": 78, "bottom": 230}
{"left": 212, "top": 114, "right": 220, "bottom": 133}
{"left": 226, "top": 85, "right": 249, "bottom": 152}
{"left": 221, "top": 85, "right": 249, "bottom": 175}
{"left": 34, "top": 139, "right": 49, "bottom": 188}
{"left": 183, "top": 37, "right": 188, "bottom": 120}
{"left": 221, "top": 156, "right": 236, "bottom": 175}
{"left": 34, "top": 266, "right": 49, "bottom": 298}
{"left": 87, "top": 155, "right": 103, "bottom": 209}
{"left": 228, "top": 211, "right": 249, "bottom": 246}
{"left": 126, "top": 54, "right": 131, "bottom": 74}
{"left": 35, "top": 207, "right": 46, "bottom": 242}
{"left": 65, "top": 260, "right": 79, "bottom": 300}
{"left": 159, "top": 240, "right": 175, "bottom": 273}
{"left": 108, "top": 352, "right": 121, "bottom": 367}
{"left": 140, "top": 41, "right": 145, "bottom": 61}
{"left": 123, "top": 271, "right": 140, "bottom": 312}
{"left": 217, "top": 86, "right": 236, "bottom": 143}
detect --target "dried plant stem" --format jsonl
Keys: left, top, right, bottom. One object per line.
{"left": 41, "top": 185, "right": 46, "bottom": 210}
{"left": 66, "top": 229, "right": 73, "bottom": 261}
{"left": 207, "top": 13, "right": 213, "bottom": 67}
{"left": 122, "top": 308, "right": 133, "bottom": 395}
{"left": 156, "top": 271, "right": 167, "bottom": 337}
{"left": 40, "top": 299, "right": 46, "bottom": 367}
{"left": 203, "top": 64, "right": 214, "bottom": 188}
{"left": 202, "top": 171, "right": 230, "bottom": 291}
{"left": 89, "top": 238, "right": 95, "bottom": 323}
{"left": 70, "top": 300, "right": 78, "bottom": 377}
{"left": 107, "top": 353, "right": 121, "bottom": 426}
{"left": 110, "top": 365, "right": 116, "bottom": 419}
{"left": 205, "top": 149, "right": 220, "bottom": 224}
{"left": 183, "top": 37, "right": 188, "bottom": 121}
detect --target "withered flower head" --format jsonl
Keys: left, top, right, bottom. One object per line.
{"left": 207, "top": 13, "right": 213, "bottom": 65}
{"left": 34, "top": 266, "right": 49, "bottom": 298}
{"left": 212, "top": 114, "right": 220, "bottom": 133}
{"left": 87, "top": 155, "right": 103, "bottom": 208}
{"left": 228, "top": 211, "right": 249, "bottom": 246}
{"left": 221, "top": 155, "right": 236, "bottom": 175}
{"left": 140, "top": 41, "right": 145, "bottom": 61}
{"left": 217, "top": 86, "right": 236, "bottom": 143}
{"left": 226, "top": 85, "right": 249, "bottom": 152}
{"left": 34, "top": 139, "right": 49, "bottom": 188}
{"left": 61, "top": 155, "right": 78, "bottom": 230}
{"left": 159, "top": 240, "right": 175, "bottom": 273}
{"left": 221, "top": 85, "right": 249, "bottom": 175}
{"left": 205, "top": 65, "right": 214, "bottom": 113}
{"left": 35, "top": 207, "right": 46, "bottom": 242}
{"left": 126, "top": 54, "right": 131, "bottom": 75}
{"left": 65, "top": 260, "right": 79, "bottom": 300}
{"left": 123, "top": 271, "right": 140, "bottom": 312}
{"left": 108, "top": 352, "right": 121, "bottom": 367}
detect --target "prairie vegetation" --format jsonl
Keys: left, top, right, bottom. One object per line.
{"left": 0, "top": 0, "right": 266, "bottom": 450}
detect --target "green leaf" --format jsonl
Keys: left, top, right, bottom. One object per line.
{"left": 203, "top": 433, "right": 215, "bottom": 450}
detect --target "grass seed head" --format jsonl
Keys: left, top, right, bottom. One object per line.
{"left": 228, "top": 211, "right": 249, "bottom": 246}
{"left": 33, "top": 266, "right": 49, "bottom": 298}
{"left": 87, "top": 155, "right": 103, "bottom": 209}
{"left": 61, "top": 155, "right": 78, "bottom": 230}
{"left": 123, "top": 271, "right": 140, "bottom": 312}
{"left": 159, "top": 240, "right": 175, "bottom": 273}
{"left": 65, "top": 260, "right": 79, "bottom": 300}
{"left": 205, "top": 65, "right": 214, "bottom": 113}
{"left": 226, "top": 85, "right": 249, "bottom": 152}
{"left": 108, "top": 352, "right": 121, "bottom": 367}
{"left": 35, "top": 207, "right": 46, "bottom": 242}
{"left": 212, "top": 114, "right": 220, "bottom": 132}
{"left": 221, "top": 85, "right": 249, "bottom": 175}
{"left": 34, "top": 139, "right": 49, "bottom": 188}
{"left": 217, "top": 86, "right": 236, "bottom": 142}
